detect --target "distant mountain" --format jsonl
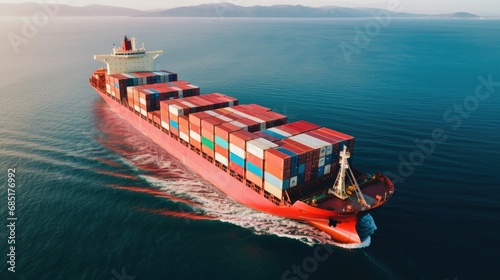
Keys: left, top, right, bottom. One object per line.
{"left": 432, "top": 12, "right": 481, "bottom": 19}
{"left": 0, "top": 3, "right": 141, "bottom": 17}
{"left": 0, "top": 2, "right": 481, "bottom": 19}
{"left": 149, "top": 3, "right": 420, "bottom": 18}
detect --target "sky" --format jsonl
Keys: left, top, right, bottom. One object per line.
{"left": 3, "top": 0, "right": 500, "bottom": 16}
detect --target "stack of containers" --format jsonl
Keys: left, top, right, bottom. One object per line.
{"left": 160, "top": 93, "right": 238, "bottom": 135}
{"left": 178, "top": 116, "right": 191, "bottom": 142}
{"left": 263, "top": 147, "right": 299, "bottom": 200}
{"left": 201, "top": 114, "right": 240, "bottom": 158}
{"left": 230, "top": 117, "right": 262, "bottom": 132}
{"left": 245, "top": 138, "right": 279, "bottom": 187}
{"left": 106, "top": 70, "right": 178, "bottom": 99}
{"left": 229, "top": 130, "right": 259, "bottom": 178}
{"left": 253, "top": 131, "right": 281, "bottom": 143}
{"left": 280, "top": 141, "right": 311, "bottom": 184}
{"left": 127, "top": 81, "right": 200, "bottom": 116}
{"left": 189, "top": 111, "right": 222, "bottom": 150}
{"left": 315, "top": 128, "right": 355, "bottom": 155}
{"left": 214, "top": 122, "right": 243, "bottom": 166}
{"left": 224, "top": 106, "right": 287, "bottom": 132}
{"left": 151, "top": 111, "right": 161, "bottom": 126}
{"left": 259, "top": 121, "right": 321, "bottom": 191}
{"left": 309, "top": 127, "right": 355, "bottom": 172}
{"left": 288, "top": 133, "right": 333, "bottom": 179}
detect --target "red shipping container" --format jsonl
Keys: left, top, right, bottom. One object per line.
{"left": 215, "top": 122, "right": 242, "bottom": 142}
{"left": 230, "top": 161, "right": 245, "bottom": 178}
{"left": 289, "top": 120, "right": 321, "bottom": 132}
{"left": 190, "top": 123, "right": 201, "bottom": 134}
{"left": 316, "top": 127, "right": 355, "bottom": 152}
{"left": 179, "top": 116, "right": 190, "bottom": 135}
{"left": 201, "top": 128, "right": 214, "bottom": 142}
{"left": 229, "top": 130, "right": 258, "bottom": 150}
{"left": 190, "top": 138, "right": 202, "bottom": 150}
{"left": 189, "top": 111, "right": 216, "bottom": 128}
{"left": 306, "top": 130, "right": 341, "bottom": 154}
{"left": 265, "top": 162, "right": 291, "bottom": 180}
{"left": 152, "top": 111, "right": 161, "bottom": 124}
{"left": 264, "top": 148, "right": 292, "bottom": 170}
{"left": 246, "top": 153, "right": 264, "bottom": 170}
{"left": 281, "top": 139, "right": 315, "bottom": 163}
{"left": 234, "top": 118, "right": 261, "bottom": 132}
{"left": 214, "top": 144, "right": 229, "bottom": 159}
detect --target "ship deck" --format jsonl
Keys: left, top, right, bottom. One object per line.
{"left": 301, "top": 178, "right": 392, "bottom": 213}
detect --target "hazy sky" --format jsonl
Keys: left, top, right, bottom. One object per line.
{"left": 5, "top": 0, "right": 500, "bottom": 16}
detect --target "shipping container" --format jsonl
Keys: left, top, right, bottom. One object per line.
{"left": 106, "top": 71, "right": 178, "bottom": 100}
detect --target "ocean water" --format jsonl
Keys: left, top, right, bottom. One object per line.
{"left": 0, "top": 17, "right": 499, "bottom": 280}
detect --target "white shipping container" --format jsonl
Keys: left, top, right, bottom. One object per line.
{"left": 291, "top": 134, "right": 332, "bottom": 157}
{"left": 324, "top": 164, "right": 331, "bottom": 175}
{"left": 268, "top": 127, "right": 292, "bottom": 137}
{"left": 320, "top": 147, "right": 327, "bottom": 157}
{"left": 180, "top": 101, "right": 196, "bottom": 108}
{"left": 190, "top": 131, "right": 201, "bottom": 142}
{"left": 318, "top": 157, "right": 326, "bottom": 167}
{"left": 246, "top": 138, "right": 278, "bottom": 159}
{"left": 217, "top": 115, "right": 233, "bottom": 122}
{"left": 161, "top": 120, "right": 170, "bottom": 130}
{"left": 180, "top": 131, "right": 189, "bottom": 142}
{"left": 230, "top": 121, "right": 247, "bottom": 129}
{"left": 206, "top": 110, "right": 220, "bottom": 117}
{"left": 215, "top": 153, "right": 229, "bottom": 166}
{"left": 264, "top": 181, "right": 283, "bottom": 200}
{"left": 326, "top": 145, "right": 333, "bottom": 155}
{"left": 169, "top": 104, "right": 183, "bottom": 116}
{"left": 229, "top": 143, "right": 246, "bottom": 159}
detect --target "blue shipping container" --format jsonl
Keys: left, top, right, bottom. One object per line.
{"left": 246, "top": 161, "right": 263, "bottom": 178}
{"left": 214, "top": 136, "right": 229, "bottom": 150}
{"left": 276, "top": 147, "right": 299, "bottom": 167}
{"left": 229, "top": 152, "right": 245, "bottom": 168}
{"left": 264, "top": 172, "right": 290, "bottom": 190}
{"left": 298, "top": 163, "right": 306, "bottom": 174}
{"left": 317, "top": 166, "right": 325, "bottom": 177}
{"left": 169, "top": 120, "right": 179, "bottom": 130}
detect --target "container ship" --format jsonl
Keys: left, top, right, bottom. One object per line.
{"left": 89, "top": 36, "right": 394, "bottom": 244}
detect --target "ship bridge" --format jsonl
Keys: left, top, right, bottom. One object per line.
{"left": 94, "top": 35, "right": 162, "bottom": 75}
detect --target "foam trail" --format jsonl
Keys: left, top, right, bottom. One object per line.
{"left": 138, "top": 208, "right": 216, "bottom": 221}
{"left": 106, "top": 184, "right": 202, "bottom": 207}
{"left": 144, "top": 174, "right": 374, "bottom": 249}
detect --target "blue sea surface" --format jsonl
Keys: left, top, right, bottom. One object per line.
{"left": 0, "top": 17, "right": 499, "bottom": 279}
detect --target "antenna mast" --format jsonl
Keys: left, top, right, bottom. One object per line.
{"left": 329, "top": 146, "right": 370, "bottom": 208}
